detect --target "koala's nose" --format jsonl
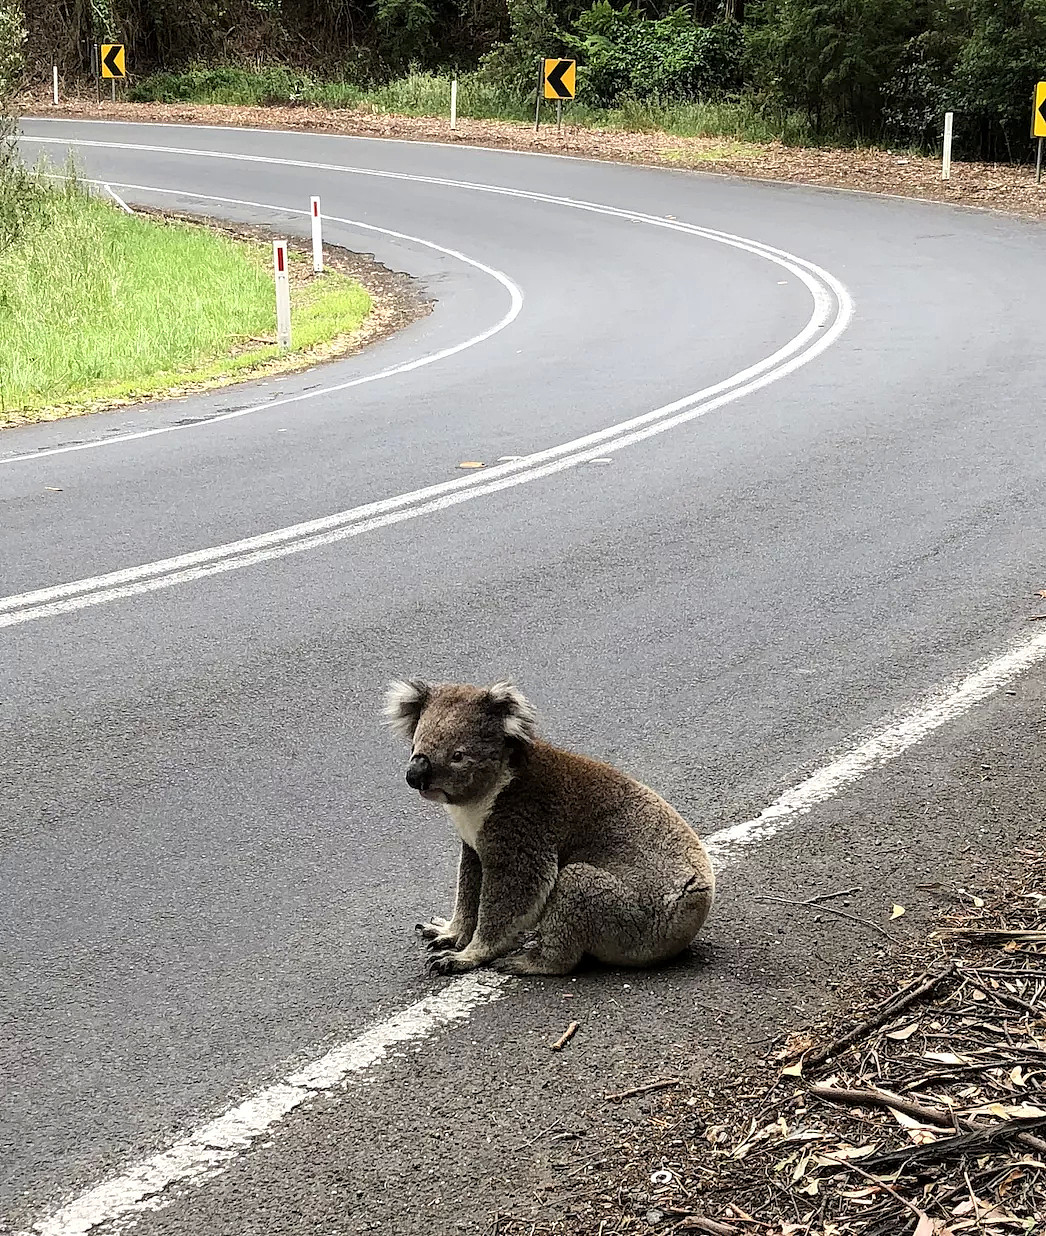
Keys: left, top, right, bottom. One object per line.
{"left": 406, "top": 754, "right": 432, "bottom": 790}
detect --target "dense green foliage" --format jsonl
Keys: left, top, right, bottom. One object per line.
{"left": 21, "top": 0, "right": 1046, "bottom": 158}
{"left": 0, "top": 0, "right": 27, "bottom": 252}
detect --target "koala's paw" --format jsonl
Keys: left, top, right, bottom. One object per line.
{"left": 490, "top": 950, "right": 538, "bottom": 975}
{"left": 426, "top": 948, "right": 480, "bottom": 976}
{"left": 415, "top": 916, "right": 453, "bottom": 941}
{"left": 426, "top": 931, "right": 466, "bottom": 952}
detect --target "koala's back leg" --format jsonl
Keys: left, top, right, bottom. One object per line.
{"left": 495, "top": 862, "right": 710, "bottom": 976}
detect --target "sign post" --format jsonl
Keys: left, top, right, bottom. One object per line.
{"left": 273, "top": 240, "right": 291, "bottom": 350}
{"left": 1032, "top": 82, "right": 1046, "bottom": 184}
{"left": 310, "top": 197, "right": 323, "bottom": 275}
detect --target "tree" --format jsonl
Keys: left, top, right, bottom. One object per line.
{"left": 747, "top": 0, "right": 923, "bottom": 136}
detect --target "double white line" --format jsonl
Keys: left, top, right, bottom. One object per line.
{"left": 3, "top": 144, "right": 854, "bottom": 629}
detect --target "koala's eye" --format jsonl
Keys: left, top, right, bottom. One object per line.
{"left": 450, "top": 749, "right": 467, "bottom": 764}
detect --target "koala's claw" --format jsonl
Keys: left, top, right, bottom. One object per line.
{"left": 426, "top": 948, "right": 479, "bottom": 976}
{"left": 426, "top": 932, "right": 462, "bottom": 952}
{"left": 415, "top": 917, "right": 452, "bottom": 941}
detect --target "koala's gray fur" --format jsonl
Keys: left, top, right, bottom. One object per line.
{"left": 384, "top": 678, "right": 715, "bottom": 977}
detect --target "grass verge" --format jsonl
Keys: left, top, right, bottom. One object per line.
{"left": 129, "top": 65, "right": 817, "bottom": 146}
{"left": 0, "top": 176, "right": 372, "bottom": 427}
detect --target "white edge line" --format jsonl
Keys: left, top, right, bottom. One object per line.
{"left": 703, "top": 627, "right": 1046, "bottom": 862}
{"left": 24, "top": 114, "right": 1029, "bottom": 226}
{"left": 23, "top": 974, "right": 509, "bottom": 1236}
{"left": 102, "top": 182, "right": 133, "bottom": 214}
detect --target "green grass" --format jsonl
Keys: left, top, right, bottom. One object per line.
{"left": 130, "top": 65, "right": 817, "bottom": 146}
{"left": 0, "top": 175, "right": 371, "bottom": 422}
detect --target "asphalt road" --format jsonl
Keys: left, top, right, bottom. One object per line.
{"left": 3, "top": 120, "right": 1046, "bottom": 1234}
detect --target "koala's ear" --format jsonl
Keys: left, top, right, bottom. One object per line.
{"left": 487, "top": 680, "right": 537, "bottom": 744}
{"left": 383, "top": 678, "right": 431, "bottom": 741}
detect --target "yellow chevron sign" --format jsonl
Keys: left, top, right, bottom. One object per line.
{"left": 543, "top": 59, "right": 576, "bottom": 100}
{"left": 101, "top": 44, "right": 126, "bottom": 79}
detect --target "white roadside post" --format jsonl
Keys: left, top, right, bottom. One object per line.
{"left": 941, "top": 110, "right": 953, "bottom": 181}
{"left": 52, "top": 65, "right": 59, "bottom": 105}
{"left": 273, "top": 239, "right": 291, "bottom": 350}
{"left": 450, "top": 78, "right": 458, "bottom": 131}
{"left": 310, "top": 196, "right": 323, "bottom": 274}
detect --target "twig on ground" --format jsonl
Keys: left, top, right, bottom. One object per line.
{"left": 674, "top": 1217, "right": 739, "bottom": 1235}
{"left": 756, "top": 893, "right": 897, "bottom": 941}
{"left": 803, "top": 963, "right": 957, "bottom": 1069}
{"left": 605, "top": 1078, "right": 681, "bottom": 1103}
{"left": 807, "top": 1082, "right": 957, "bottom": 1127}
{"left": 960, "top": 971, "right": 1044, "bottom": 1017}
{"left": 799, "top": 887, "right": 862, "bottom": 905}
{"left": 864, "top": 1114, "right": 1046, "bottom": 1172}
{"left": 551, "top": 1021, "right": 579, "bottom": 1051}
{"left": 820, "top": 1153, "right": 929, "bottom": 1221}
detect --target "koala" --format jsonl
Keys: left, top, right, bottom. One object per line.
{"left": 383, "top": 678, "right": 715, "bottom": 977}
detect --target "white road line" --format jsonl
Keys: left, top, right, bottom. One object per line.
{"left": 21, "top": 974, "right": 509, "bottom": 1236}
{"left": 703, "top": 626, "right": 1046, "bottom": 863}
{"left": 20, "top": 622, "right": 1046, "bottom": 1236}
{"left": 0, "top": 182, "right": 851, "bottom": 625}
{"left": 10, "top": 134, "right": 849, "bottom": 464}
{"left": 102, "top": 182, "right": 133, "bottom": 214}
{"left": 0, "top": 184, "right": 523, "bottom": 467}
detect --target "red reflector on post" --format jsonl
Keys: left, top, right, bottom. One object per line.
{"left": 276, "top": 246, "right": 285, "bottom": 273}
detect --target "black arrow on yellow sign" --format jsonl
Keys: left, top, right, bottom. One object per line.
{"left": 101, "top": 44, "right": 126, "bottom": 79}
{"left": 1035, "top": 81, "right": 1046, "bottom": 137}
{"left": 543, "top": 58, "right": 576, "bottom": 100}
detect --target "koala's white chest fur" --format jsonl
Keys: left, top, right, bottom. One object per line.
{"left": 443, "top": 769, "right": 513, "bottom": 850}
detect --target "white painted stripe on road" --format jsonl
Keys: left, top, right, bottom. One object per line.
{"left": 0, "top": 185, "right": 851, "bottom": 625}
{"left": 102, "top": 182, "right": 133, "bottom": 213}
{"left": 9, "top": 134, "right": 841, "bottom": 464}
{"left": 703, "top": 626, "right": 1046, "bottom": 863}
{"left": 22, "top": 974, "right": 508, "bottom": 1236}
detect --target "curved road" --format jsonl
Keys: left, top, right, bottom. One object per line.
{"left": 4, "top": 120, "right": 1046, "bottom": 1235}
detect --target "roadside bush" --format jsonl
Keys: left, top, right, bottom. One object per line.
{"left": 573, "top": 3, "right": 745, "bottom": 106}
{"left": 0, "top": 0, "right": 28, "bottom": 254}
{"left": 948, "top": 0, "right": 1046, "bottom": 161}
{"left": 746, "top": 0, "right": 920, "bottom": 137}
{"left": 130, "top": 63, "right": 325, "bottom": 105}
{"left": 477, "top": 0, "right": 571, "bottom": 97}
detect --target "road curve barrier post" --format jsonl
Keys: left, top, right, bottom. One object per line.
{"left": 310, "top": 197, "right": 323, "bottom": 275}
{"left": 450, "top": 78, "right": 458, "bottom": 131}
{"left": 941, "top": 111, "right": 953, "bottom": 181}
{"left": 273, "top": 239, "right": 292, "bottom": 350}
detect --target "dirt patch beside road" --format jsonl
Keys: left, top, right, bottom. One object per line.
{"left": 498, "top": 845, "right": 1046, "bottom": 1236}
